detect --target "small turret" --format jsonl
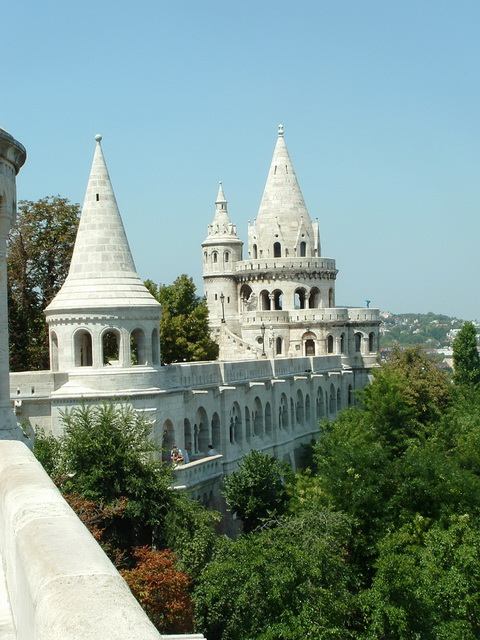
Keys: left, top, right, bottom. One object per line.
{"left": 202, "top": 183, "right": 242, "bottom": 325}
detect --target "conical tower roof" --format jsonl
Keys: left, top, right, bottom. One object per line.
{"left": 46, "top": 135, "right": 160, "bottom": 313}
{"left": 203, "top": 182, "right": 242, "bottom": 246}
{"left": 250, "top": 125, "right": 320, "bottom": 257}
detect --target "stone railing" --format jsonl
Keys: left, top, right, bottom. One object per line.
{"left": 171, "top": 454, "right": 223, "bottom": 491}
{"left": 0, "top": 441, "right": 204, "bottom": 640}
{"left": 235, "top": 257, "right": 337, "bottom": 272}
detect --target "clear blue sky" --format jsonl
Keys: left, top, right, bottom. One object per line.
{"left": 4, "top": 0, "right": 479, "bottom": 320}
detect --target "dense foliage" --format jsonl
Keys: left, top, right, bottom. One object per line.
{"left": 222, "top": 450, "right": 292, "bottom": 533}
{"left": 193, "top": 348, "right": 480, "bottom": 639}
{"left": 7, "top": 196, "right": 80, "bottom": 370}
{"left": 34, "top": 403, "right": 219, "bottom": 634}
{"left": 145, "top": 274, "right": 218, "bottom": 364}
{"left": 452, "top": 320, "right": 480, "bottom": 387}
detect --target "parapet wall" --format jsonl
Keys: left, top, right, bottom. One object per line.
{"left": 0, "top": 441, "right": 164, "bottom": 640}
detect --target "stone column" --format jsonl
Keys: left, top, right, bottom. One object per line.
{"left": 0, "top": 129, "right": 26, "bottom": 439}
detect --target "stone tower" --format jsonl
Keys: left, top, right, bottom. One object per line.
{"left": 45, "top": 135, "right": 162, "bottom": 392}
{"left": 203, "top": 125, "right": 379, "bottom": 362}
{"left": 0, "top": 128, "right": 26, "bottom": 439}
{"left": 202, "top": 182, "right": 243, "bottom": 329}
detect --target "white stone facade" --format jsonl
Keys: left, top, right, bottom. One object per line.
{"left": 202, "top": 125, "right": 380, "bottom": 364}
{"left": 9, "top": 129, "right": 380, "bottom": 508}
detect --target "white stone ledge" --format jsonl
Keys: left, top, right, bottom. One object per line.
{"left": 0, "top": 441, "right": 163, "bottom": 640}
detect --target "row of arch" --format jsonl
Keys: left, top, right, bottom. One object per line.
{"left": 162, "top": 383, "right": 353, "bottom": 459}
{"left": 50, "top": 326, "right": 160, "bottom": 370}
{"left": 240, "top": 285, "right": 334, "bottom": 310}
{"left": 251, "top": 241, "right": 315, "bottom": 259}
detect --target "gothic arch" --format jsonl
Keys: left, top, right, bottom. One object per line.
{"left": 296, "top": 389, "right": 304, "bottom": 428}
{"left": 279, "top": 393, "right": 289, "bottom": 430}
{"left": 294, "top": 287, "right": 307, "bottom": 309}
{"left": 253, "top": 397, "right": 263, "bottom": 438}
{"left": 327, "top": 334, "right": 334, "bottom": 354}
{"left": 329, "top": 384, "right": 336, "bottom": 415}
{"left": 211, "top": 412, "right": 221, "bottom": 450}
{"left": 102, "top": 329, "right": 120, "bottom": 365}
{"left": 272, "top": 289, "right": 283, "bottom": 310}
{"left": 162, "top": 419, "right": 175, "bottom": 463}
{"left": 74, "top": 329, "right": 93, "bottom": 367}
{"left": 265, "top": 402, "right": 272, "bottom": 439}
{"left": 355, "top": 332, "right": 363, "bottom": 353}
{"left": 229, "top": 402, "right": 242, "bottom": 445}
{"left": 260, "top": 290, "right": 271, "bottom": 311}
{"left": 194, "top": 406, "right": 209, "bottom": 455}
{"left": 130, "top": 328, "right": 147, "bottom": 365}
{"left": 309, "top": 287, "right": 320, "bottom": 308}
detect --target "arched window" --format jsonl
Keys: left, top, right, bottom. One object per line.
{"left": 211, "top": 413, "right": 221, "bottom": 450}
{"left": 340, "top": 333, "right": 345, "bottom": 354}
{"left": 294, "top": 288, "right": 306, "bottom": 309}
{"left": 131, "top": 328, "right": 147, "bottom": 365}
{"left": 103, "top": 330, "right": 120, "bottom": 365}
{"left": 265, "top": 403, "right": 272, "bottom": 438}
{"left": 273, "top": 242, "right": 281, "bottom": 258}
{"left": 369, "top": 332, "right": 375, "bottom": 352}
{"left": 327, "top": 335, "right": 334, "bottom": 354}
{"left": 299, "top": 241, "right": 306, "bottom": 257}
{"left": 254, "top": 397, "right": 263, "bottom": 438}
{"left": 355, "top": 333, "right": 362, "bottom": 353}
{"left": 328, "top": 288, "right": 334, "bottom": 307}
{"left": 74, "top": 330, "right": 93, "bottom": 367}
{"left": 224, "top": 251, "right": 229, "bottom": 263}
{"left": 260, "top": 290, "right": 271, "bottom": 310}
{"left": 213, "top": 252, "right": 218, "bottom": 263}
{"left": 273, "top": 290, "right": 283, "bottom": 310}
{"left": 309, "top": 287, "right": 320, "bottom": 308}
{"left": 276, "top": 336, "right": 282, "bottom": 355}
{"left": 252, "top": 244, "right": 258, "bottom": 259}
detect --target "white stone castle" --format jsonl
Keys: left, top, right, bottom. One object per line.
{"left": 9, "top": 125, "right": 380, "bottom": 504}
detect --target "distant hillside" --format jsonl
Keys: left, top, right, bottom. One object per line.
{"left": 379, "top": 312, "right": 468, "bottom": 350}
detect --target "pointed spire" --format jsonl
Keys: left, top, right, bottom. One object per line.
{"left": 46, "top": 135, "right": 159, "bottom": 312}
{"left": 205, "top": 182, "right": 240, "bottom": 240}
{"left": 250, "top": 125, "right": 320, "bottom": 257}
{"left": 256, "top": 124, "right": 310, "bottom": 223}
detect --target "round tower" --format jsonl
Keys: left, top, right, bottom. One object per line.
{"left": 0, "top": 127, "right": 26, "bottom": 439}
{"left": 202, "top": 183, "right": 243, "bottom": 327}
{"left": 45, "top": 135, "right": 162, "bottom": 382}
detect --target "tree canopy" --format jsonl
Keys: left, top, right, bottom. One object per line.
{"left": 222, "top": 449, "right": 292, "bottom": 533}
{"left": 452, "top": 321, "right": 480, "bottom": 388}
{"left": 192, "top": 347, "right": 480, "bottom": 639}
{"left": 145, "top": 275, "right": 218, "bottom": 364}
{"left": 7, "top": 196, "right": 80, "bottom": 370}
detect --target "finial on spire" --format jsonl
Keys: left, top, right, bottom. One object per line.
{"left": 278, "top": 124, "right": 284, "bottom": 137}
{"left": 95, "top": 134, "right": 102, "bottom": 143}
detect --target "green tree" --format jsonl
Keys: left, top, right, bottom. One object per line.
{"left": 194, "top": 510, "right": 354, "bottom": 640}
{"left": 362, "top": 515, "right": 480, "bottom": 639}
{"left": 35, "top": 403, "right": 174, "bottom": 551}
{"left": 7, "top": 196, "right": 80, "bottom": 370}
{"left": 452, "top": 321, "right": 480, "bottom": 387}
{"left": 222, "top": 450, "right": 292, "bottom": 533}
{"left": 145, "top": 275, "right": 218, "bottom": 364}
